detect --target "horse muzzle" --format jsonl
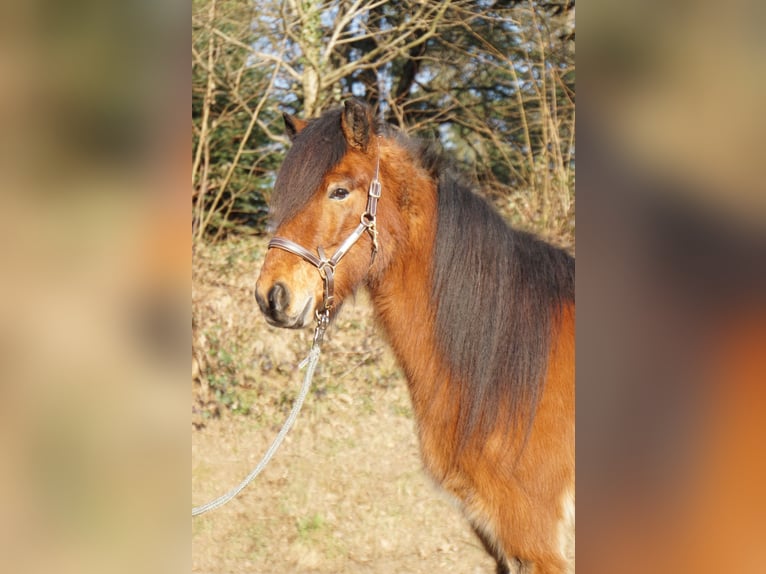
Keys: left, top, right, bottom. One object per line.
{"left": 254, "top": 280, "right": 314, "bottom": 329}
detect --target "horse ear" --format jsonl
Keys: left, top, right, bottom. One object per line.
{"left": 341, "top": 99, "right": 373, "bottom": 152}
{"left": 283, "top": 113, "right": 308, "bottom": 142}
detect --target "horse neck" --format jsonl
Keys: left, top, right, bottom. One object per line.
{"left": 366, "top": 167, "right": 453, "bottom": 415}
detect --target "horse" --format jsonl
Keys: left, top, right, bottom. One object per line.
{"left": 254, "top": 99, "right": 575, "bottom": 574}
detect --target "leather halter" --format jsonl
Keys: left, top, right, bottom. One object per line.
{"left": 267, "top": 146, "right": 381, "bottom": 325}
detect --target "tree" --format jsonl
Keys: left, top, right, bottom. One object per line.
{"left": 192, "top": 0, "right": 575, "bottom": 243}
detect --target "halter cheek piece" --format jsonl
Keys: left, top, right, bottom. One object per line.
{"left": 267, "top": 148, "right": 381, "bottom": 334}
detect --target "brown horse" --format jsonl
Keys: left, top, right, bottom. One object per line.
{"left": 255, "top": 100, "right": 575, "bottom": 574}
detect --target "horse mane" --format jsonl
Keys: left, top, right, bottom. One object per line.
{"left": 429, "top": 162, "right": 575, "bottom": 443}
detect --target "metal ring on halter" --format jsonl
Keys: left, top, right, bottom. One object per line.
{"left": 317, "top": 261, "right": 334, "bottom": 279}
{"left": 314, "top": 307, "right": 330, "bottom": 341}
{"left": 361, "top": 212, "right": 375, "bottom": 227}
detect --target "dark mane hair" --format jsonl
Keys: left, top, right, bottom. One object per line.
{"left": 270, "top": 108, "right": 347, "bottom": 226}
{"left": 429, "top": 162, "right": 575, "bottom": 443}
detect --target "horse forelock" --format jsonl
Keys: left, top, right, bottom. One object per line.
{"left": 270, "top": 108, "right": 348, "bottom": 227}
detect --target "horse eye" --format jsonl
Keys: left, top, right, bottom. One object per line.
{"left": 329, "top": 187, "right": 350, "bottom": 201}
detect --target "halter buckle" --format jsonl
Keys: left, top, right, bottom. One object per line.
{"left": 317, "top": 260, "right": 335, "bottom": 279}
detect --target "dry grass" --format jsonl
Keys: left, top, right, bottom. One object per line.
{"left": 192, "top": 235, "right": 573, "bottom": 573}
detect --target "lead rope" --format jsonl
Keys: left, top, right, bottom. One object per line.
{"left": 192, "top": 314, "right": 328, "bottom": 517}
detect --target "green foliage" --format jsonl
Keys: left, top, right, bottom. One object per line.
{"left": 296, "top": 513, "right": 325, "bottom": 540}
{"left": 202, "top": 328, "right": 253, "bottom": 416}
{"left": 192, "top": 0, "right": 285, "bottom": 240}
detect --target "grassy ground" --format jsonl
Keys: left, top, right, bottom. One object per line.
{"left": 192, "top": 235, "right": 573, "bottom": 573}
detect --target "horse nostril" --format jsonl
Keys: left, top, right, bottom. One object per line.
{"left": 268, "top": 282, "right": 290, "bottom": 314}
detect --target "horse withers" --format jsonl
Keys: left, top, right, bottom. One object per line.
{"left": 255, "top": 99, "right": 575, "bottom": 574}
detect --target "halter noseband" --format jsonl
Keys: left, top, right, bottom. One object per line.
{"left": 267, "top": 146, "right": 381, "bottom": 328}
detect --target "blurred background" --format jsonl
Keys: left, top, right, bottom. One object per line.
{"left": 0, "top": 1, "right": 189, "bottom": 573}
{"left": 0, "top": 0, "right": 764, "bottom": 572}
{"left": 578, "top": 0, "right": 766, "bottom": 572}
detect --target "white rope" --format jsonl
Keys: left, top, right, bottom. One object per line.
{"left": 192, "top": 341, "right": 322, "bottom": 517}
